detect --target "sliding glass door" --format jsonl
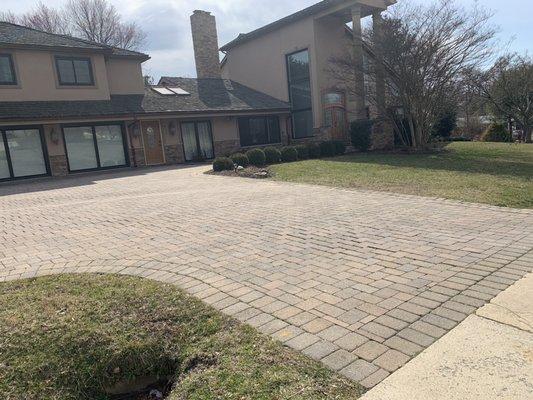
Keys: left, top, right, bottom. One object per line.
{"left": 181, "top": 121, "right": 214, "bottom": 162}
{"left": 0, "top": 127, "right": 49, "bottom": 181}
{"left": 63, "top": 123, "right": 127, "bottom": 172}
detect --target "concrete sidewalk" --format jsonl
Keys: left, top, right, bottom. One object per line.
{"left": 361, "top": 273, "right": 533, "bottom": 400}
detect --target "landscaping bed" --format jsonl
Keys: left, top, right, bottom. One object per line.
{"left": 0, "top": 274, "right": 362, "bottom": 400}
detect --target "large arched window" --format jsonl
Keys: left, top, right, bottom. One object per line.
{"left": 324, "top": 92, "right": 347, "bottom": 140}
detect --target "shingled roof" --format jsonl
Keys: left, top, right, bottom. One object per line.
{"left": 0, "top": 78, "right": 289, "bottom": 121}
{"left": 0, "top": 21, "right": 149, "bottom": 60}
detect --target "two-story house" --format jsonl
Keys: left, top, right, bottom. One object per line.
{"left": 0, "top": 0, "right": 395, "bottom": 182}
{"left": 0, "top": 19, "right": 290, "bottom": 182}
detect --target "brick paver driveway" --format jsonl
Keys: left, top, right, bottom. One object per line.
{"left": 1, "top": 165, "right": 532, "bottom": 388}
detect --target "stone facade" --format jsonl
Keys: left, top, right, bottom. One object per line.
{"left": 214, "top": 139, "right": 240, "bottom": 157}
{"left": 190, "top": 10, "right": 221, "bottom": 79}
{"left": 165, "top": 145, "right": 184, "bottom": 165}
{"left": 49, "top": 155, "right": 68, "bottom": 177}
{"left": 371, "top": 121, "right": 394, "bottom": 150}
{"left": 129, "top": 147, "right": 146, "bottom": 168}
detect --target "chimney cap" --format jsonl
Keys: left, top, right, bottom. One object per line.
{"left": 193, "top": 10, "right": 212, "bottom": 15}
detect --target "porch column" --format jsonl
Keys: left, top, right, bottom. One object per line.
{"left": 352, "top": 5, "right": 367, "bottom": 120}
{"left": 373, "top": 11, "right": 386, "bottom": 119}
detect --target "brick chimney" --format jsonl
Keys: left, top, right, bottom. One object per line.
{"left": 190, "top": 10, "right": 221, "bottom": 79}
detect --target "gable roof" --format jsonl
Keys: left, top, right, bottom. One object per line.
{"left": 0, "top": 78, "right": 289, "bottom": 122}
{"left": 0, "top": 21, "right": 149, "bottom": 60}
{"left": 220, "top": 0, "right": 396, "bottom": 52}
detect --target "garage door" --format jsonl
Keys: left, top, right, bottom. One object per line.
{"left": 0, "top": 127, "right": 49, "bottom": 181}
{"left": 63, "top": 123, "right": 128, "bottom": 172}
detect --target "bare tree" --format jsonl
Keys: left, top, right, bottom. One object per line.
{"left": 329, "top": 0, "right": 497, "bottom": 148}
{"left": 474, "top": 54, "right": 532, "bottom": 143}
{"left": 19, "top": 3, "right": 71, "bottom": 35}
{"left": 0, "top": 11, "right": 20, "bottom": 24}
{"left": 67, "top": 0, "right": 145, "bottom": 50}
{"left": 1, "top": 0, "right": 145, "bottom": 50}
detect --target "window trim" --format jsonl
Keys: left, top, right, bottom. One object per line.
{"left": 286, "top": 48, "right": 314, "bottom": 139}
{"left": 61, "top": 121, "right": 129, "bottom": 173}
{"left": 55, "top": 56, "right": 95, "bottom": 86}
{"left": 238, "top": 116, "right": 282, "bottom": 147}
{"left": 0, "top": 125, "right": 50, "bottom": 182}
{"left": 0, "top": 53, "right": 18, "bottom": 86}
{"left": 180, "top": 120, "right": 215, "bottom": 162}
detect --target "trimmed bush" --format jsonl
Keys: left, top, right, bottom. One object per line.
{"left": 230, "top": 153, "right": 249, "bottom": 168}
{"left": 281, "top": 146, "right": 299, "bottom": 162}
{"left": 350, "top": 120, "right": 373, "bottom": 151}
{"left": 213, "top": 157, "right": 234, "bottom": 172}
{"left": 320, "top": 141, "right": 337, "bottom": 157}
{"left": 295, "top": 145, "right": 309, "bottom": 160}
{"left": 246, "top": 148, "right": 266, "bottom": 166}
{"left": 264, "top": 147, "right": 282, "bottom": 164}
{"left": 307, "top": 143, "right": 321, "bottom": 159}
{"left": 331, "top": 140, "right": 347, "bottom": 155}
{"left": 482, "top": 123, "right": 511, "bottom": 142}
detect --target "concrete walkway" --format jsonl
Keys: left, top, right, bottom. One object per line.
{"left": 0, "top": 166, "right": 532, "bottom": 389}
{"left": 361, "top": 273, "right": 533, "bottom": 399}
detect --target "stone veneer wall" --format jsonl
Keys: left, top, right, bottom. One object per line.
{"left": 371, "top": 121, "right": 394, "bottom": 150}
{"left": 165, "top": 145, "right": 184, "bottom": 165}
{"left": 129, "top": 147, "right": 146, "bottom": 167}
{"left": 190, "top": 10, "right": 221, "bottom": 79}
{"left": 214, "top": 140, "right": 241, "bottom": 157}
{"left": 49, "top": 155, "right": 68, "bottom": 177}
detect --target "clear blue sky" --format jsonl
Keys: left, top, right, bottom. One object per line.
{"left": 3, "top": 0, "right": 532, "bottom": 79}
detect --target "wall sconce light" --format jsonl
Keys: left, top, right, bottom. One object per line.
{"left": 50, "top": 127, "right": 59, "bottom": 144}
{"left": 169, "top": 120, "right": 177, "bottom": 136}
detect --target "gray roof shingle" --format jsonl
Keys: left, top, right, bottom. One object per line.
{"left": 0, "top": 21, "right": 149, "bottom": 60}
{"left": 0, "top": 78, "right": 289, "bottom": 121}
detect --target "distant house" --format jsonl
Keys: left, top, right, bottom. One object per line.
{"left": 0, "top": 0, "right": 395, "bottom": 182}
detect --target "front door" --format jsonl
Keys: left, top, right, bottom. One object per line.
{"left": 181, "top": 121, "right": 214, "bottom": 162}
{"left": 141, "top": 120, "right": 165, "bottom": 165}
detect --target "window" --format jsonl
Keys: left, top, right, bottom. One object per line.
{"left": 0, "top": 54, "right": 17, "bottom": 85}
{"left": 181, "top": 121, "right": 214, "bottom": 162}
{"left": 286, "top": 50, "right": 313, "bottom": 139}
{"left": 55, "top": 56, "right": 94, "bottom": 86}
{"left": 0, "top": 127, "right": 49, "bottom": 180}
{"left": 63, "top": 124, "right": 127, "bottom": 172}
{"left": 238, "top": 116, "right": 281, "bottom": 147}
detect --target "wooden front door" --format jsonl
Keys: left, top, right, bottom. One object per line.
{"left": 141, "top": 120, "right": 164, "bottom": 165}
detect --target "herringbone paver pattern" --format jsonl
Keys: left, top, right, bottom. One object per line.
{"left": 1, "top": 165, "right": 532, "bottom": 388}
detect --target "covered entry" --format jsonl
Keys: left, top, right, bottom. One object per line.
{"left": 0, "top": 126, "right": 49, "bottom": 181}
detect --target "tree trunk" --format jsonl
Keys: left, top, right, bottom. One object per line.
{"left": 525, "top": 126, "right": 532, "bottom": 143}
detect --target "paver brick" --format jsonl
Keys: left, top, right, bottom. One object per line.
{"left": 374, "top": 349, "right": 411, "bottom": 372}
{"left": 322, "top": 349, "right": 358, "bottom": 371}
{"left": 0, "top": 165, "right": 531, "bottom": 389}
{"left": 353, "top": 340, "right": 389, "bottom": 361}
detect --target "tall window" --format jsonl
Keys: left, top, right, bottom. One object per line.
{"left": 286, "top": 50, "right": 313, "bottom": 138}
{"left": 0, "top": 54, "right": 17, "bottom": 85}
{"left": 55, "top": 56, "right": 94, "bottom": 86}
{"left": 238, "top": 116, "right": 281, "bottom": 147}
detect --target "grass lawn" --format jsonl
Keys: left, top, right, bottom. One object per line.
{"left": 0, "top": 274, "right": 362, "bottom": 400}
{"left": 271, "top": 142, "right": 533, "bottom": 208}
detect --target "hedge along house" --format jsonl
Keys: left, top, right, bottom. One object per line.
{"left": 0, "top": 14, "right": 290, "bottom": 182}
{"left": 220, "top": 0, "right": 397, "bottom": 149}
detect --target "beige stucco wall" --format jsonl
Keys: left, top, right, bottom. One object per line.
{"left": 222, "top": 16, "right": 320, "bottom": 126}
{"left": 221, "top": 13, "right": 353, "bottom": 130}
{"left": 0, "top": 49, "right": 111, "bottom": 101}
{"left": 106, "top": 58, "right": 145, "bottom": 95}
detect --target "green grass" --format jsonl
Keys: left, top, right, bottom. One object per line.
{"left": 0, "top": 274, "right": 362, "bottom": 400}
{"left": 271, "top": 142, "right": 533, "bottom": 208}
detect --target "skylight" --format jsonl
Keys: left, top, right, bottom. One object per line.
{"left": 152, "top": 86, "right": 191, "bottom": 96}
{"left": 167, "top": 87, "right": 190, "bottom": 95}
